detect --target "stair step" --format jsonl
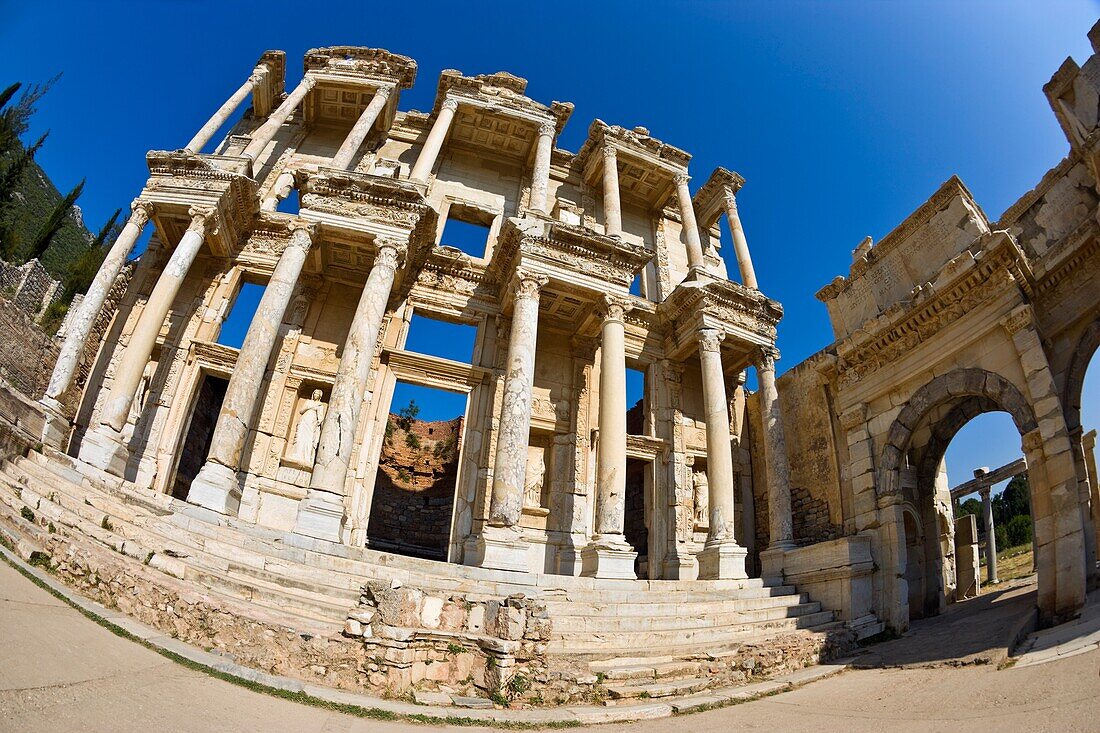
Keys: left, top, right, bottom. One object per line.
{"left": 607, "top": 677, "right": 711, "bottom": 699}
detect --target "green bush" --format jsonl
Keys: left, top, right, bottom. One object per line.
{"left": 1006, "top": 514, "right": 1032, "bottom": 548}
{"left": 404, "top": 431, "right": 421, "bottom": 450}
{"left": 995, "top": 525, "right": 1008, "bottom": 553}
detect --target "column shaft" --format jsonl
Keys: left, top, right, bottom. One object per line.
{"left": 185, "top": 75, "right": 258, "bottom": 154}
{"left": 295, "top": 240, "right": 404, "bottom": 541}
{"left": 529, "top": 122, "right": 555, "bottom": 214}
{"left": 45, "top": 201, "right": 152, "bottom": 403}
{"left": 410, "top": 98, "right": 458, "bottom": 182}
{"left": 487, "top": 272, "right": 547, "bottom": 527}
{"left": 594, "top": 298, "right": 628, "bottom": 536}
{"left": 724, "top": 195, "right": 759, "bottom": 289}
{"left": 674, "top": 174, "right": 705, "bottom": 269}
{"left": 99, "top": 210, "right": 210, "bottom": 432}
{"left": 982, "top": 488, "right": 999, "bottom": 583}
{"left": 331, "top": 85, "right": 392, "bottom": 170}
{"left": 601, "top": 146, "right": 622, "bottom": 236}
{"left": 188, "top": 225, "right": 313, "bottom": 514}
{"left": 698, "top": 330, "right": 737, "bottom": 543}
{"left": 242, "top": 77, "right": 316, "bottom": 161}
{"left": 758, "top": 350, "right": 793, "bottom": 548}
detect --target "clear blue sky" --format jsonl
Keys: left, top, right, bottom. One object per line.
{"left": 4, "top": 1, "right": 1098, "bottom": 488}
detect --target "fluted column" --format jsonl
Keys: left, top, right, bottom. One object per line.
{"left": 982, "top": 487, "right": 999, "bottom": 583}
{"left": 185, "top": 70, "right": 265, "bottom": 154}
{"left": 188, "top": 223, "right": 315, "bottom": 515}
{"left": 582, "top": 295, "right": 638, "bottom": 579}
{"left": 674, "top": 173, "right": 705, "bottom": 270}
{"left": 529, "top": 121, "right": 555, "bottom": 214}
{"left": 261, "top": 171, "right": 296, "bottom": 212}
{"left": 475, "top": 269, "right": 548, "bottom": 572}
{"left": 601, "top": 145, "right": 622, "bottom": 236}
{"left": 44, "top": 199, "right": 154, "bottom": 407}
{"left": 295, "top": 238, "right": 405, "bottom": 541}
{"left": 410, "top": 98, "right": 458, "bottom": 182}
{"left": 723, "top": 192, "right": 759, "bottom": 289}
{"left": 696, "top": 328, "right": 747, "bottom": 579}
{"left": 757, "top": 347, "right": 794, "bottom": 550}
{"left": 331, "top": 84, "right": 393, "bottom": 170}
{"left": 242, "top": 76, "right": 317, "bottom": 161}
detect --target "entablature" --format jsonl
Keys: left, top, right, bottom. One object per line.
{"left": 576, "top": 120, "right": 691, "bottom": 210}
{"left": 693, "top": 167, "right": 745, "bottom": 227}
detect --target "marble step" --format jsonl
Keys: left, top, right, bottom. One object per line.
{"left": 542, "top": 591, "right": 809, "bottom": 617}
{"left": 591, "top": 658, "right": 705, "bottom": 682}
{"left": 606, "top": 676, "right": 712, "bottom": 699}
{"left": 552, "top": 601, "right": 825, "bottom": 634}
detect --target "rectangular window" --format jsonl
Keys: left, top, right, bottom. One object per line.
{"left": 439, "top": 204, "right": 494, "bottom": 258}
{"left": 217, "top": 281, "right": 266, "bottom": 349}
{"left": 404, "top": 313, "right": 477, "bottom": 364}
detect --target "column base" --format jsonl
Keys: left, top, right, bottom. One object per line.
{"left": 580, "top": 535, "right": 638, "bottom": 579}
{"left": 293, "top": 492, "right": 345, "bottom": 543}
{"left": 78, "top": 425, "right": 129, "bottom": 477}
{"left": 759, "top": 546, "right": 788, "bottom": 585}
{"left": 661, "top": 549, "right": 699, "bottom": 580}
{"left": 38, "top": 397, "right": 71, "bottom": 450}
{"left": 187, "top": 462, "right": 242, "bottom": 516}
{"left": 472, "top": 526, "right": 529, "bottom": 573}
{"left": 697, "top": 540, "right": 749, "bottom": 580}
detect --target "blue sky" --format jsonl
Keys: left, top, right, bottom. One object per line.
{"left": 5, "top": 1, "right": 1098, "bottom": 490}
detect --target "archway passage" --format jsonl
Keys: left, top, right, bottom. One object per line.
{"left": 172, "top": 374, "right": 228, "bottom": 500}
{"left": 879, "top": 368, "right": 1086, "bottom": 628}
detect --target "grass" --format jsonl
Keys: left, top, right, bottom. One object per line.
{"left": 981, "top": 544, "right": 1034, "bottom": 585}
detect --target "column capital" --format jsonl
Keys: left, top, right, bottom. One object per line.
{"left": 723, "top": 191, "right": 739, "bottom": 211}
{"left": 441, "top": 97, "right": 459, "bottom": 112}
{"left": 286, "top": 220, "right": 316, "bottom": 248}
{"left": 513, "top": 268, "right": 549, "bottom": 302}
{"left": 537, "top": 120, "right": 555, "bottom": 138}
{"left": 187, "top": 206, "right": 215, "bottom": 232}
{"left": 301, "top": 75, "right": 319, "bottom": 91}
{"left": 697, "top": 328, "right": 725, "bottom": 353}
{"left": 374, "top": 83, "right": 395, "bottom": 100}
{"left": 130, "top": 199, "right": 156, "bottom": 226}
{"left": 598, "top": 293, "right": 632, "bottom": 323}
{"left": 673, "top": 171, "right": 691, "bottom": 186}
{"left": 601, "top": 144, "right": 617, "bottom": 161}
{"left": 754, "top": 345, "right": 780, "bottom": 371}
{"left": 374, "top": 237, "right": 407, "bottom": 270}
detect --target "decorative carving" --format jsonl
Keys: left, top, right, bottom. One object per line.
{"left": 441, "top": 97, "right": 459, "bottom": 112}
{"left": 283, "top": 389, "right": 327, "bottom": 469}
{"left": 598, "top": 293, "right": 632, "bottom": 323}
{"left": 513, "top": 269, "right": 549, "bottom": 302}
{"left": 537, "top": 121, "right": 555, "bottom": 138}
{"left": 696, "top": 328, "right": 724, "bottom": 353}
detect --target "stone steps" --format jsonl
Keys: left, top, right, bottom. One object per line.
{"left": 606, "top": 676, "right": 712, "bottom": 700}
{"left": 551, "top": 600, "right": 825, "bottom": 634}
{"left": 541, "top": 591, "right": 809, "bottom": 617}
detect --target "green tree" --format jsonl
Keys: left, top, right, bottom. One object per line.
{"left": 63, "top": 207, "right": 120, "bottom": 298}
{"left": 396, "top": 399, "right": 420, "bottom": 430}
{"left": 1006, "top": 515, "right": 1033, "bottom": 548}
{"left": 0, "top": 77, "right": 57, "bottom": 156}
{"left": 24, "top": 177, "right": 83, "bottom": 262}
{"left": 993, "top": 473, "right": 1030, "bottom": 528}
{"left": 0, "top": 131, "right": 47, "bottom": 258}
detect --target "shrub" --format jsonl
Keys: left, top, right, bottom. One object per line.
{"left": 995, "top": 525, "right": 1008, "bottom": 553}
{"left": 405, "top": 431, "right": 421, "bottom": 450}
{"left": 1006, "top": 514, "right": 1032, "bottom": 548}
{"left": 20, "top": 506, "right": 34, "bottom": 522}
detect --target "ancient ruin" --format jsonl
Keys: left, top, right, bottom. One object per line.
{"left": 0, "top": 23, "right": 1098, "bottom": 711}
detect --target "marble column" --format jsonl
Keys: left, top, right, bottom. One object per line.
{"left": 43, "top": 199, "right": 154, "bottom": 409}
{"left": 80, "top": 208, "right": 212, "bottom": 473}
{"left": 261, "top": 171, "right": 296, "bottom": 212}
{"left": 242, "top": 76, "right": 317, "bottom": 161}
{"left": 476, "top": 269, "right": 548, "bottom": 572}
{"left": 723, "top": 193, "right": 759, "bottom": 289}
{"left": 185, "top": 70, "right": 265, "bottom": 154}
{"left": 331, "top": 84, "right": 393, "bottom": 171}
{"left": 188, "top": 223, "right": 314, "bottom": 515}
{"left": 673, "top": 173, "right": 705, "bottom": 270}
{"left": 582, "top": 295, "right": 637, "bottom": 578}
{"left": 410, "top": 98, "right": 458, "bottom": 182}
{"left": 601, "top": 145, "right": 622, "bottom": 237}
{"left": 981, "top": 487, "right": 999, "bottom": 583}
{"left": 295, "top": 238, "right": 405, "bottom": 541}
{"left": 695, "top": 328, "right": 748, "bottom": 579}
{"left": 529, "top": 121, "right": 555, "bottom": 214}
{"left": 757, "top": 347, "right": 794, "bottom": 550}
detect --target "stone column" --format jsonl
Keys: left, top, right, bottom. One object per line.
{"left": 981, "top": 486, "right": 999, "bottom": 584}
{"left": 757, "top": 347, "right": 794, "bottom": 550}
{"left": 261, "top": 171, "right": 296, "bottom": 212}
{"left": 295, "top": 238, "right": 405, "bottom": 541}
{"left": 242, "top": 76, "right": 317, "bottom": 161}
{"left": 43, "top": 199, "right": 154, "bottom": 408}
{"left": 722, "top": 192, "right": 759, "bottom": 289}
{"left": 601, "top": 145, "right": 622, "bottom": 236}
{"left": 582, "top": 295, "right": 637, "bottom": 578}
{"left": 410, "top": 98, "right": 458, "bottom": 182}
{"left": 331, "top": 84, "right": 393, "bottom": 171}
{"left": 529, "top": 121, "right": 555, "bottom": 214}
{"left": 188, "top": 223, "right": 314, "bottom": 515}
{"left": 695, "top": 328, "right": 747, "bottom": 579}
{"left": 185, "top": 70, "right": 265, "bottom": 154}
{"left": 476, "top": 269, "right": 548, "bottom": 572}
{"left": 80, "top": 208, "right": 212, "bottom": 473}
{"left": 673, "top": 173, "right": 705, "bottom": 270}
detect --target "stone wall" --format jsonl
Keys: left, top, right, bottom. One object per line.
{"left": 0, "top": 258, "right": 62, "bottom": 319}
{"left": 0, "top": 295, "right": 58, "bottom": 398}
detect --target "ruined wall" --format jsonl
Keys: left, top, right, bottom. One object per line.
{"left": 0, "top": 295, "right": 58, "bottom": 398}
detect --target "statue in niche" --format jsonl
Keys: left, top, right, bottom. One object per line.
{"left": 692, "top": 469, "right": 709, "bottom": 529}
{"left": 128, "top": 361, "right": 156, "bottom": 425}
{"left": 523, "top": 444, "right": 547, "bottom": 510}
{"left": 284, "top": 389, "right": 326, "bottom": 468}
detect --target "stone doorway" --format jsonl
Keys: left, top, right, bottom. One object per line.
{"left": 171, "top": 374, "right": 228, "bottom": 500}
{"left": 624, "top": 457, "right": 649, "bottom": 578}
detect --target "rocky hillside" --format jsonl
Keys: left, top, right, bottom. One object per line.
{"left": 1, "top": 158, "right": 92, "bottom": 279}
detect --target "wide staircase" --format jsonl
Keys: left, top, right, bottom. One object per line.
{"left": 0, "top": 448, "right": 844, "bottom": 699}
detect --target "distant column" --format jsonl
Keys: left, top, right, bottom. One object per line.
{"left": 529, "top": 121, "right": 555, "bottom": 214}
{"left": 295, "top": 238, "right": 406, "bottom": 542}
{"left": 331, "top": 84, "right": 393, "bottom": 170}
{"left": 982, "top": 487, "right": 999, "bottom": 583}
{"left": 188, "top": 223, "right": 314, "bottom": 515}
{"left": 43, "top": 199, "right": 154, "bottom": 406}
{"left": 601, "top": 145, "right": 622, "bottom": 236}
{"left": 242, "top": 76, "right": 317, "bottom": 161}
{"left": 410, "top": 98, "right": 458, "bottom": 182}
{"left": 673, "top": 172, "right": 705, "bottom": 270}
{"left": 723, "top": 192, "right": 759, "bottom": 289}
{"left": 185, "top": 69, "right": 266, "bottom": 154}
{"left": 757, "top": 347, "right": 794, "bottom": 550}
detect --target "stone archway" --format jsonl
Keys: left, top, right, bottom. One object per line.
{"left": 876, "top": 367, "right": 1086, "bottom": 628}
{"left": 1062, "top": 319, "right": 1100, "bottom": 434}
